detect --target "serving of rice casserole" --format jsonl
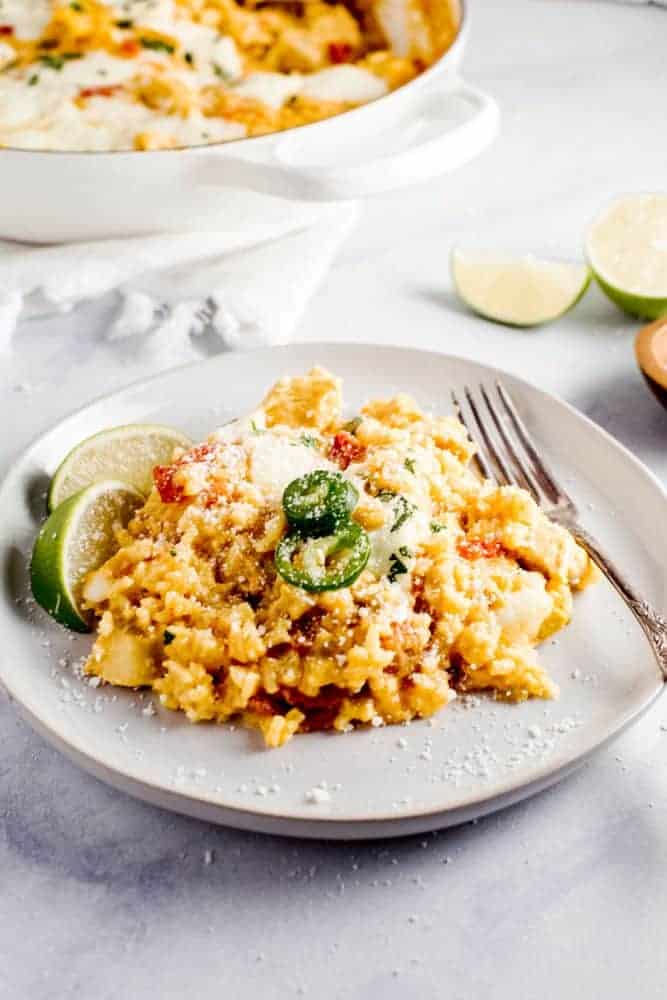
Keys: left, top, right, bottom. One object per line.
{"left": 81, "top": 368, "right": 597, "bottom": 747}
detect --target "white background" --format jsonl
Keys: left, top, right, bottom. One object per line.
{"left": 2, "top": 1, "right": 666, "bottom": 997}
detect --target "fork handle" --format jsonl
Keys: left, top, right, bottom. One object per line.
{"left": 571, "top": 525, "right": 667, "bottom": 682}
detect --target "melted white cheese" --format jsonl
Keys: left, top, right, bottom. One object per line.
{"left": 373, "top": 0, "right": 412, "bottom": 58}
{"left": 231, "top": 72, "right": 303, "bottom": 109}
{"left": 0, "top": 0, "right": 52, "bottom": 38}
{"left": 368, "top": 502, "right": 430, "bottom": 579}
{"left": 300, "top": 66, "right": 388, "bottom": 104}
{"left": 248, "top": 433, "right": 336, "bottom": 502}
{"left": 233, "top": 66, "right": 388, "bottom": 109}
{"left": 0, "top": 88, "right": 241, "bottom": 151}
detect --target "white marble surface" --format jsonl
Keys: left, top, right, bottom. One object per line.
{"left": 2, "top": 1, "right": 667, "bottom": 997}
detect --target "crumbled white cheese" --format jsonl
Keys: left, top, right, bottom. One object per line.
{"left": 305, "top": 787, "right": 331, "bottom": 805}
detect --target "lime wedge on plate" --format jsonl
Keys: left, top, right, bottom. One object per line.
{"left": 586, "top": 193, "right": 667, "bottom": 320}
{"left": 48, "top": 423, "right": 191, "bottom": 512}
{"left": 31, "top": 480, "right": 143, "bottom": 632}
{"left": 451, "top": 249, "right": 591, "bottom": 327}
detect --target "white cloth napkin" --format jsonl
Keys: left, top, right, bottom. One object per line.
{"left": 0, "top": 203, "right": 359, "bottom": 361}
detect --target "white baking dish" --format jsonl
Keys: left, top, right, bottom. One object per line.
{"left": 0, "top": 0, "right": 498, "bottom": 244}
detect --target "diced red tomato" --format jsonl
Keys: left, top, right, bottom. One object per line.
{"left": 0, "top": 25, "right": 14, "bottom": 36}
{"left": 329, "top": 42, "right": 352, "bottom": 64}
{"left": 185, "top": 442, "right": 216, "bottom": 463}
{"left": 79, "top": 84, "right": 122, "bottom": 99}
{"left": 457, "top": 538, "right": 504, "bottom": 560}
{"left": 329, "top": 430, "right": 366, "bottom": 470}
{"left": 119, "top": 39, "right": 140, "bottom": 57}
{"left": 153, "top": 464, "right": 185, "bottom": 504}
{"left": 152, "top": 442, "right": 218, "bottom": 503}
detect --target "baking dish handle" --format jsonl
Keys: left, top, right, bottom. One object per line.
{"left": 197, "top": 79, "right": 499, "bottom": 201}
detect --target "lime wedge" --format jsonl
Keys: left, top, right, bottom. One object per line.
{"left": 48, "top": 423, "right": 191, "bottom": 512}
{"left": 451, "top": 249, "right": 591, "bottom": 327}
{"left": 30, "top": 480, "right": 143, "bottom": 632}
{"left": 586, "top": 193, "right": 667, "bottom": 320}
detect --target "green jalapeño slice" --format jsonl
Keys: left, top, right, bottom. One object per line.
{"left": 282, "top": 470, "right": 358, "bottom": 536}
{"left": 275, "top": 522, "right": 370, "bottom": 593}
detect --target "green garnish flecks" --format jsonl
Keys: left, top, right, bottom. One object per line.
{"left": 298, "top": 433, "right": 319, "bottom": 450}
{"left": 376, "top": 490, "right": 415, "bottom": 533}
{"left": 388, "top": 552, "right": 408, "bottom": 583}
{"left": 140, "top": 37, "right": 175, "bottom": 54}
{"left": 40, "top": 52, "right": 82, "bottom": 70}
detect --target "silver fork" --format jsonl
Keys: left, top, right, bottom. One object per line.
{"left": 451, "top": 381, "right": 667, "bottom": 682}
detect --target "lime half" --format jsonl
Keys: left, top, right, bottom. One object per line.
{"left": 31, "top": 480, "right": 143, "bottom": 632}
{"left": 451, "top": 249, "right": 591, "bottom": 328}
{"left": 48, "top": 423, "right": 191, "bottom": 512}
{"left": 586, "top": 193, "right": 667, "bottom": 320}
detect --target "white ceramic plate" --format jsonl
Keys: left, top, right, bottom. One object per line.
{"left": 1, "top": 344, "right": 665, "bottom": 840}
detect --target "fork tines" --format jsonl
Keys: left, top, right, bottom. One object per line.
{"left": 451, "top": 382, "right": 574, "bottom": 514}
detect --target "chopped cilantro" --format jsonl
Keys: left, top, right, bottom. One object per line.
{"left": 140, "top": 37, "right": 175, "bottom": 54}
{"left": 388, "top": 552, "right": 408, "bottom": 583}
{"left": 115, "top": 18, "right": 134, "bottom": 28}
{"left": 299, "top": 433, "right": 319, "bottom": 449}
{"left": 250, "top": 419, "right": 264, "bottom": 435}
{"left": 40, "top": 55, "right": 65, "bottom": 70}
{"left": 398, "top": 546, "right": 413, "bottom": 558}
{"left": 390, "top": 495, "right": 415, "bottom": 533}
{"left": 404, "top": 457, "right": 416, "bottom": 474}
{"left": 377, "top": 490, "right": 415, "bottom": 533}
{"left": 40, "top": 52, "right": 82, "bottom": 70}
{"left": 70, "top": 1, "right": 84, "bottom": 10}
{"left": 163, "top": 629, "right": 176, "bottom": 646}
{"left": 170, "top": 548, "right": 178, "bottom": 556}
{"left": 213, "top": 62, "right": 233, "bottom": 80}
{"left": 430, "top": 521, "right": 446, "bottom": 533}
{"left": 28, "top": 74, "right": 39, "bottom": 86}
{"left": 343, "top": 416, "right": 362, "bottom": 434}
{"left": 184, "top": 50, "right": 194, "bottom": 66}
